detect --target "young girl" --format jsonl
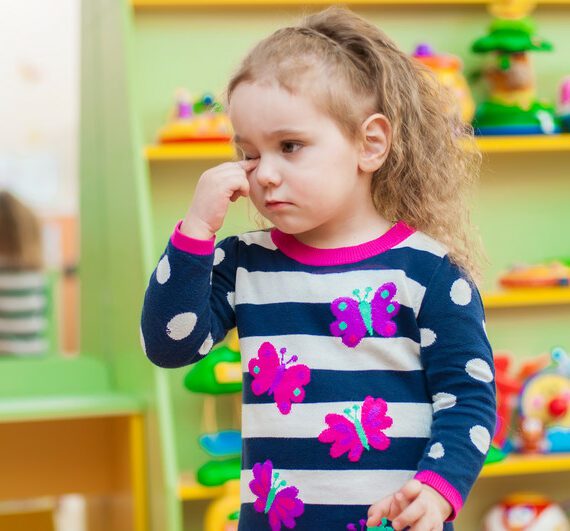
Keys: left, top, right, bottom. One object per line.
{"left": 0, "top": 190, "right": 48, "bottom": 356}
{"left": 141, "top": 7, "right": 496, "bottom": 530}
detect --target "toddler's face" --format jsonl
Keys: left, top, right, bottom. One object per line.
{"left": 229, "top": 81, "right": 370, "bottom": 247}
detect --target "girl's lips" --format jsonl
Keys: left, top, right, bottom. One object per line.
{"left": 265, "top": 201, "right": 292, "bottom": 209}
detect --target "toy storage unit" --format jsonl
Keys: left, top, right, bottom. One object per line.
{"left": 84, "top": 0, "right": 570, "bottom": 529}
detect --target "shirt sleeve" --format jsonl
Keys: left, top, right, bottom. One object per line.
{"left": 140, "top": 226, "right": 239, "bottom": 368}
{"left": 413, "top": 255, "right": 496, "bottom": 520}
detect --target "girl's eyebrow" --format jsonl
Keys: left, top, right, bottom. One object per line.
{"left": 234, "top": 129, "right": 306, "bottom": 144}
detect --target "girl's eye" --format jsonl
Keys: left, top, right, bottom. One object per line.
{"left": 282, "top": 142, "right": 302, "bottom": 154}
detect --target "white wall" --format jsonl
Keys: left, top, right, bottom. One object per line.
{"left": 0, "top": 0, "right": 79, "bottom": 215}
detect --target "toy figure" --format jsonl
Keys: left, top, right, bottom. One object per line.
{"left": 412, "top": 44, "right": 475, "bottom": 123}
{"left": 157, "top": 90, "right": 232, "bottom": 143}
{"left": 470, "top": 1, "right": 560, "bottom": 135}
{"left": 558, "top": 76, "right": 570, "bottom": 132}
{"left": 483, "top": 492, "right": 570, "bottom": 530}
{"left": 499, "top": 261, "right": 570, "bottom": 288}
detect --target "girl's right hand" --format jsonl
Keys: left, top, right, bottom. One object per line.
{"left": 180, "top": 159, "right": 259, "bottom": 240}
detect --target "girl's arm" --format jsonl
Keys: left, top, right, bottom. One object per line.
{"left": 140, "top": 227, "right": 239, "bottom": 368}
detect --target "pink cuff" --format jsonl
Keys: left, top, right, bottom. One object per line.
{"left": 170, "top": 221, "right": 215, "bottom": 255}
{"left": 414, "top": 470, "right": 463, "bottom": 521}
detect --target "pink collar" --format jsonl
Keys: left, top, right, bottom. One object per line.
{"left": 270, "top": 221, "right": 415, "bottom": 266}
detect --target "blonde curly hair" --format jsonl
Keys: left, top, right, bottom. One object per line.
{"left": 227, "top": 6, "right": 484, "bottom": 281}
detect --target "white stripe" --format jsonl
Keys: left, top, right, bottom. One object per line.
{"left": 238, "top": 231, "right": 277, "bottom": 250}
{"left": 393, "top": 231, "right": 447, "bottom": 257}
{"left": 0, "top": 338, "right": 47, "bottom": 354}
{"left": 241, "top": 468, "right": 415, "bottom": 505}
{"left": 242, "top": 402, "right": 432, "bottom": 439}
{"left": 0, "top": 294, "right": 46, "bottom": 312}
{"left": 236, "top": 268, "right": 425, "bottom": 315}
{"left": 240, "top": 335, "right": 421, "bottom": 372}
{"left": 0, "top": 316, "right": 47, "bottom": 334}
{"left": 0, "top": 272, "right": 45, "bottom": 290}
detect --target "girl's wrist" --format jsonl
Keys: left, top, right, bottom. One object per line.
{"left": 180, "top": 215, "right": 215, "bottom": 241}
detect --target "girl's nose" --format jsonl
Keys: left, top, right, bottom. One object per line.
{"left": 254, "top": 157, "right": 281, "bottom": 187}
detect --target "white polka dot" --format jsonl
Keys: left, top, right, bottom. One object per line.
{"left": 214, "top": 248, "right": 225, "bottom": 266}
{"left": 432, "top": 392, "right": 457, "bottom": 413}
{"left": 140, "top": 327, "right": 146, "bottom": 353}
{"left": 420, "top": 328, "right": 437, "bottom": 347}
{"left": 482, "top": 320, "right": 487, "bottom": 334}
{"left": 166, "top": 312, "right": 197, "bottom": 341}
{"left": 428, "top": 442, "right": 445, "bottom": 459}
{"left": 156, "top": 255, "right": 171, "bottom": 284}
{"left": 198, "top": 333, "right": 213, "bottom": 356}
{"left": 226, "top": 291, "right": 235, "bottom": 310}
{"left": 450, "top": 278, "right": 472, "bottom": 306}
{"left": 466, "top": 358, "right": 494, "bottom": 383}
{"left": 470, "top": 425, "right": 491, "bottom": 454}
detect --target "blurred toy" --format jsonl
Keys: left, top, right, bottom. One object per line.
{"left": 483, "top": 492, "right": 570, "bottom": 530}
{"left": 184, "top": 329, "right": 242, "bottom": 530}
{"left": 347, "top": 518, "right": 393, "bottom": 530}
{"left": 499, "top": 261, "right": 570, "bottom": 288}
{"left": 157, "top": 89, "right": 232, "bottom": 143}
{"left": 558, "top": 77, "right": 570, "bottom": 132}
{"left": 517, "top": 347, "right": 570, "bottom": 453}
{"left": 412, "top": 43, "right": 475, "bottom": 123}
{"left": 471, "top": 2, "right": 561, "bottom": 135}
{"left": 486, "top": 352, "right": 523, "bottom": 463}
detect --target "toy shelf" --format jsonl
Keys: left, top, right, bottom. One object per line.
{"left": 178, "top": 473, "right": 225, "bottom": 500}
{"left": 483, "top": 287, "right": 570, "bottom": 309}
{"left": 144, "top": 134, "right": 570, "bottom": 162}
{"left": 481, "top": 453, "right": 570, "bottom": 477}
{"left": 132, "top": 0, "right": 570, "bottom": 8}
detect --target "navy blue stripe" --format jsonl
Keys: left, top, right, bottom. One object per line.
{"left": 242, "top": 369, "right": 428, "bottom": 404}
{"left": 238, "top": 503, "right": 454, "bottom": 530}
{"left": 242, "top": 437, "right": 428, "bottom": 471}
{"left": 236, "top": 303, "right": 419, "bottom": 340}
{"left": 236, "top": 239, "right": 442, "bottom": 287}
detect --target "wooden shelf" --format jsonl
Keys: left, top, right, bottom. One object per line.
{"left": 133, "top": 0, "right": 570, "bottom": 8}
{"left": 481, "top": 453, "right": 570, "bottom": 477}
{"left": 477, "top": 134, "right": 570, "bottom": 153}
{"left": 483, "top": 287, "right": 570, "bottom": 309}
{"left": 145, "top": 134, "right": 570, "bottom": 162}
{"left": 178, "top": 472, "right": 225, "bottom": 500}
{"left": 145, "top": 143, "right": 235, "bottom": 161}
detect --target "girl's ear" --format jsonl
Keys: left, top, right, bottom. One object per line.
{"left": 358, "top": 113, "right": 391, "bottom": 173}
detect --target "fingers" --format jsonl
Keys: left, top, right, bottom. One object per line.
{"left": 366, "top": 497, "right": 393, "bottom": 527}
{"left": 391, "top": 497, "right": 443, "bottom": 531}
{"left": 236, "top": 158, "right": 259, "bottom": 171}
{"left": 400, "top": 479, "right": 422, "bottom": 500}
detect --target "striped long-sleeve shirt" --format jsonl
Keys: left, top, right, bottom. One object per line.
{"left": 0, "top": 269, "right": 48, "bottom": 356}
{"left": 141, "top": 221, "right": 496, "bottom": 531}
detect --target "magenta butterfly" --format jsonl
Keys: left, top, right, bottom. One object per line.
{"left": 330, "top": 283, "right": 400, "bottom": 348}
{"left": 248, "top": 341, "right": 311, "bottom": 415}
{"left": 249, "top": 460, "right": 304, "bottom": 531}
{"left": 318, "top": 396, "right": 392, "bottom": 462}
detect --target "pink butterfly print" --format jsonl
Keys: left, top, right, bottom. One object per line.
{"left": 249, "top": 460, "right": 304, "bottom": 531}
{"left": 318, "top": 396, "right": 392, "bottom": 462}
{"left": 347, "top": 518, "right": 394, "bottom": 530}
{"left": 330, "top": 283, "right": 400, "bottom": 348}
{"left": 248, "top": 342, "right": 311, "bottom": 415}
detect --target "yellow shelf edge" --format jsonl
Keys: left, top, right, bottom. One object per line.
{"left": 178, "top": 472, "right": 225, "bottom": 500}
{"left": 481, "top": 454, "right": 570, "bottom": 477}
{"left": 145, "top": 134, "right": 570, "bottom": 161}
{"left": 483, "top": 287, "right": 570, "bottom": 309}
{"left": 145, "top": 143, "right": 236, "bottom": 161}
{"left": 133, "top": 0, "right": 570, "bottom": 7}
{"left": 477, "top": 134, "right": 570, "bottom": 153}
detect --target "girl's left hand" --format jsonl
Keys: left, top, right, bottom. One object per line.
{"left": 367, "top": 479, "right": 452, "bottom": 530}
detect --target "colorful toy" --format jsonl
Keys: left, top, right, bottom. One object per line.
{"left": 483, "top": 492, "right": 570, "bottom": 530}
{"left": 183, "top": 330, "right": 242, "bottom": 530}
{"left": 347, "top": 518, "right": 394, "bottom": 530}
{"left": 157, "top": 89, "right": 232, "bottom": 144}
{"left": 516, "top": 347, "right": 570, "bottom": 453}
{"left": 412, "top": 43, "right": 475, "bottom": 123}
{"left": 558, "top": 77, "right": 570, "bottom": 132}
{"left": 470, "top": 3, "right": 561, "bottom": 135}
{"left": 499, "top": 261, "right": 570, "bottom": 288}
